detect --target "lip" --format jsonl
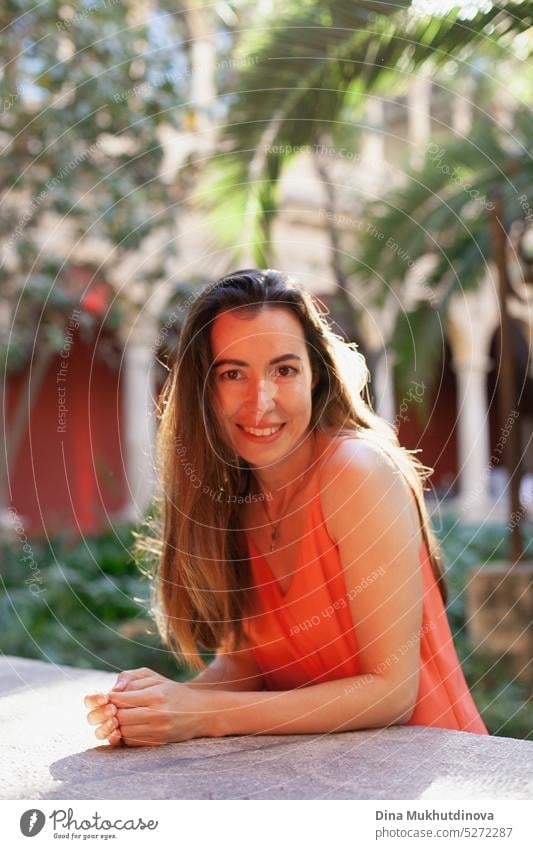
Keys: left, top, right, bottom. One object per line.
{"left": 236, "top": 422, "right": 286, "bottom": 443}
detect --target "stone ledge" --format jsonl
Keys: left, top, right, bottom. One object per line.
{"left": 1, "top": 656, "right": 532, "bottom": 801}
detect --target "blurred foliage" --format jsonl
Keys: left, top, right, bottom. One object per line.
{"left": 0, "top": 523, "right": 213, "bottom": 680}
{"left": 0, "top": 0, "right": 187, "bottom": 371}
{"left": 354, "top": 104, "right": 533, "bottom": 404}
{"left": 437, "top": 512, "right": 533, "bottom": 741}
{"left": 0, "top": 512, "right": 531, "bottom": 738}
{"left": 202, "top": 0, "right": 533, "bottom": 266}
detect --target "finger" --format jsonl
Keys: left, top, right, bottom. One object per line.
{"left": 84, "top": 692, "right": 109, "bottom": 710}
{"left": 112, "top": 676, "right": 161, "bottom": 693}
{"left": 107, "top": 717, "right": 123, "bottom": 744}
{"left": 108, "top": 688, "right": 159, "bottom": 708}
{"left": 107, "top": 729, "right": 123, "bottom": 748}
{"left": 116, "top": 707, "right": 156, "bottom": 727}
{"left": 112, "top": 668, "right": 156, "bottom": 691}
{"left": 94, "top": 716, "right": 120, "bottom": 741}
{"left": 86, "top": 703, "right": 117, "bottom": 727}
{"left": 121, "top": 726, "right": 161, "bottom": 747}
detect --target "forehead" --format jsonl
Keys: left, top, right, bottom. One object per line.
{"left": 210, "top": 306, "right": 307, "bottom": 356}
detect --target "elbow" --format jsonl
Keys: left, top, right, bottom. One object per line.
{"left": 390, "top": 679, "right": 419, "bottom": 725}
{"left": 394, "top": 687, "right": 418, "bottom": 725}
{"left": 394, "top": 702, "right": 416, "bottom": 725}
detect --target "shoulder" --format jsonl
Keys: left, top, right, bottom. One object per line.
{"left": 316, "top": 433, "right": 424, "bottom": 708}
{"left": 317, "top": 433, "right": 421, "bottom": 547}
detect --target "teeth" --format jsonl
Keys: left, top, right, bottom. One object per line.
{"left": 241, "top": 424, "right": 283, "bottom": 436}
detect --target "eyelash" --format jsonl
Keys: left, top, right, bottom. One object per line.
{"left": 218, "top": 365, "right": 299, "bottom": 381}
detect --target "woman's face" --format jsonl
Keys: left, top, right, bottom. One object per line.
{"left": 210, "top": 306, "right": 318, "bottom": 464}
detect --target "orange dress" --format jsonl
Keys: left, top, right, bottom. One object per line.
{"left": 243, "top": 451, "right": 489, "bottom": 735}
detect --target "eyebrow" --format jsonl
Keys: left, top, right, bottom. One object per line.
{"left": 212, "top": 353, "right": 303, "bottom": 369}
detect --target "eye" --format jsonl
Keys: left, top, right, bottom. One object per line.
{"left": 276, "top": 365, "right": 299, "bottom": 377}
{"left": 218, "top": 365, "right": 299, "bottom": 381}
{"left": 218, "top": 369, "right": 242, "bottom": 381}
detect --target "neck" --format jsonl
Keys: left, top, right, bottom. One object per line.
{"left": 251, "top": 430, "right": 318, "bottom": 503}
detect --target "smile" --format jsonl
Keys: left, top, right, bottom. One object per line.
{"left": 236, "top": 423, "right": 286, "bottom": 441}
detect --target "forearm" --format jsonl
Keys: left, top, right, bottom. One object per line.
{"left": 211, "top": 672, "right": 414, "bottom": 737}
{"left": 185, "top": 654, "right": 265, "bottom": 692}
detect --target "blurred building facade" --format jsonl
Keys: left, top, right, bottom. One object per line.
{"left": 4, "top": 65, "right": 532, "bottom": 536}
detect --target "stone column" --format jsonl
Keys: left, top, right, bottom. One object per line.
{"left": 447, "top": 274, "right": 500, "bottom": 519}
{"left": 360, "top": 98, "right": 386, "bottom": 198}
{"left": 358, "top": 299, "right": 399, "bottom": 425}
{"left": 408, "top": 73, "right": 432, "bottom": 168}
{"left": 451, "top": 77, "right": 475, "bottom": 137}
{"left": 452, "top": 351, "right": 493, "bottom": 516}
{"left": 373, "top": 351, "right": 396, "bottom": 424}
{"left": 120, "top": 320, "right": 159, "bottom": 523}
{"left": 361, "top": 98, "right": 385, "bottom": 165}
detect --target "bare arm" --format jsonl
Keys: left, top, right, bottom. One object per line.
{"left": 211, "top": 670, "right": 414, "bottom": 736}
{"left": 185, "top": 637, "right": 266, "bottom": 692}
{"left": 209, "top": 439, "right": 423, "bottom": 738}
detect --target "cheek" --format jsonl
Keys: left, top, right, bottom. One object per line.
{"left": 215, "top": 385, "right": 239, "bottom": 414}
{"left": 294, "top": 375, "right": 314, "bottom": 402}
{"left": 213, "top": 389, "right": 248, "bottom": 431}
{"left": 212, "top": 380, "right": 232, "bottom": 408}
{"left": 278, "top": 386, "right": 313, "bottom": 419}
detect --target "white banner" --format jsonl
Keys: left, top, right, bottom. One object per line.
{"left": 2, "top": 799, "right": 529, "bottom": 848}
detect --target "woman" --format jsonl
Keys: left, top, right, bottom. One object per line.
{"left": 84, "top": 268, "right": 488, "bottom": 746}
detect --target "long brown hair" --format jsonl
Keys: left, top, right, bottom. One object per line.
{"left": 134, "top": 268, "right": 447, "bottom": 672}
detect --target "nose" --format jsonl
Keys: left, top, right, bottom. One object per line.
{"left": 251, "top": 377, "right": 277, "bottom": 425}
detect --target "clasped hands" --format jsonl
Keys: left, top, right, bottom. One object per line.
{"left": 84, "top": 667, "right": 215, "bottom": 747}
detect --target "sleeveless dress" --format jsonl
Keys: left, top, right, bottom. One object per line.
{"left": 242, "top": 437, "right": 489, "bottom": 735}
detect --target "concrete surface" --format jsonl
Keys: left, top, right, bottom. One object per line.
{"left": 1, "top": 655, "right": 532, "bottom": 800}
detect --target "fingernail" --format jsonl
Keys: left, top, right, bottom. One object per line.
{"left": 113, "top": 679, "right": 125, "bottom": 691}
{"left": 105, "top": 704, "right": 116, "bottom": 716}
{"left": 97, "top": 695, "right": 108, "bottom": 706}
{"left": 106, "top": 718, "right": 117, "bottom": 731}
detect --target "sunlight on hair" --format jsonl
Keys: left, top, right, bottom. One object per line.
{"left": 324, "top": 329, "right": 369, "bottom": 410}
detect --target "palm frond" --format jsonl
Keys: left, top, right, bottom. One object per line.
{"left": 201, "top": 0, "right": 533, "bottom": 257}
{"left": 393, "top": 299, "right": 447, "bottom": 414}
{"left": 353, "top": 109, "right": 533, "bottom": 301}
{"left": 201, "top": 0, "right": 412, "bottom": 261}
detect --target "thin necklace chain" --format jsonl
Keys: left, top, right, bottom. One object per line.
{"left": 255, "top": 461, "right": 317, "bottom": 552}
